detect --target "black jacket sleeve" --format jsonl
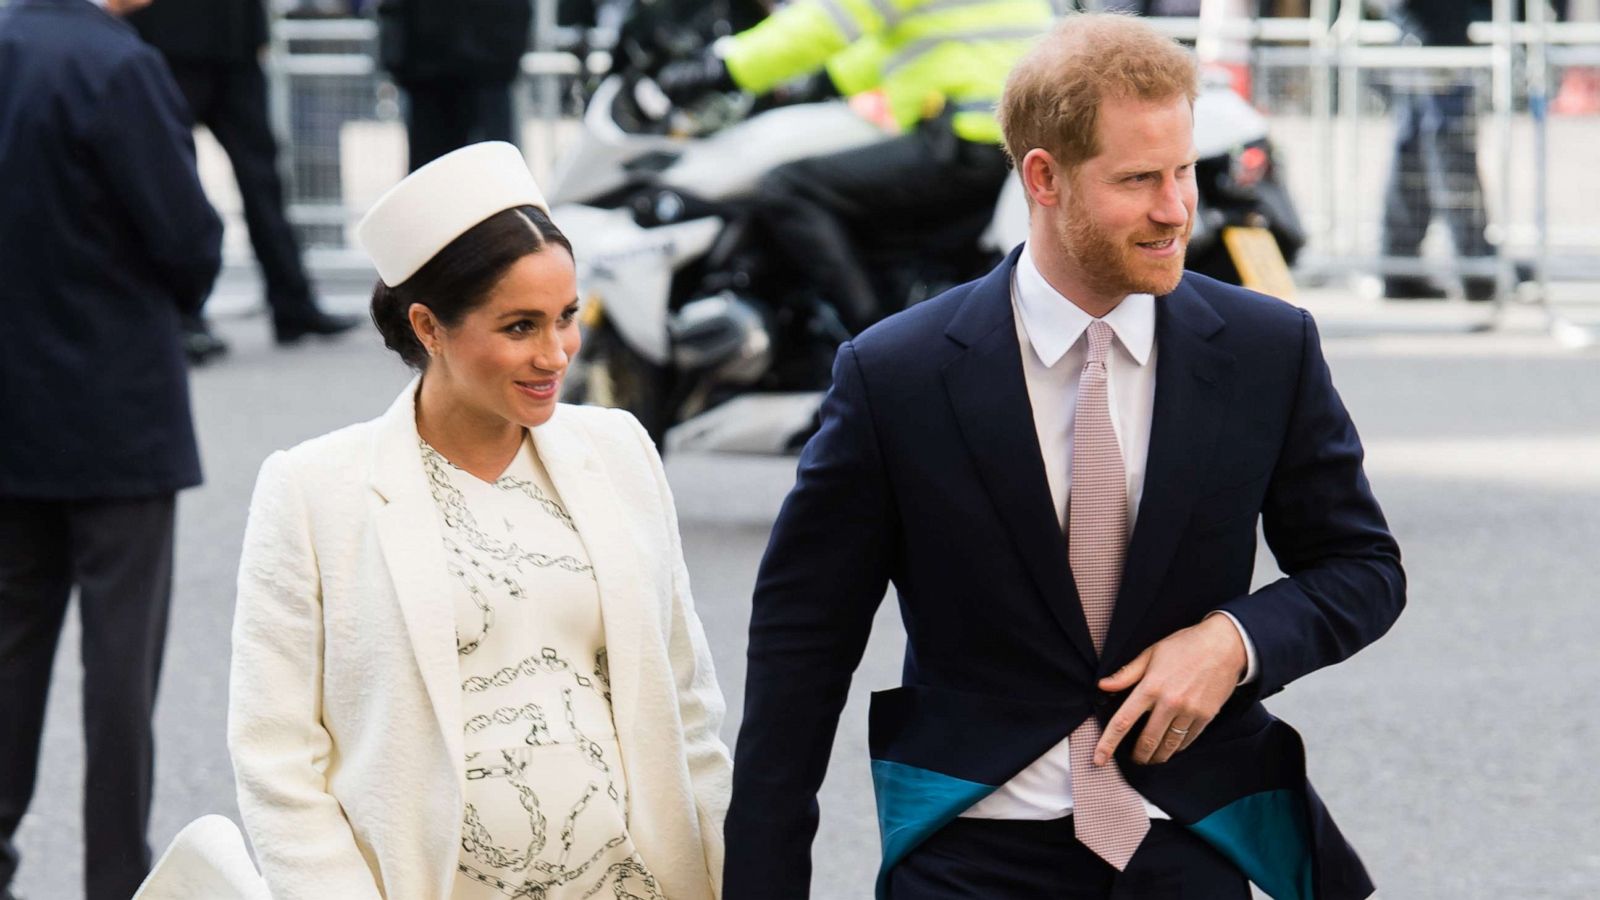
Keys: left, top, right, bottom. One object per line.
{"left": 724, "top": 340, "right": 898, "bottom": 898}
{"left": 1220, "top": 310, "right": 1407, "bottom": 701}
{"left": 86, "top": 49, "right": 223, "bottom": 316}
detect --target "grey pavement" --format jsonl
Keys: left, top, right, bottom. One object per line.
{"left": 10, "top": 279, "right": 1600, "bottom": 900}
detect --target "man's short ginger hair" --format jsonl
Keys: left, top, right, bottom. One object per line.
{"left": 999, "top": 12, "right": 1198, "bottom": 177}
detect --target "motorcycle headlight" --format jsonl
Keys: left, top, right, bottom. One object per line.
{"left": 631, "top": 189, "right": 688, "bottom": 227}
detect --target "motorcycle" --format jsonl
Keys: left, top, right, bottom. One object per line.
{"left": 1186, "top": 73, "right": 1306, "bottom": 291}
{"left": 552, "top": 68, "right": 1304, "bottom": 455}
{"left": 550, "top": 74, "right": 1007, "bottom": 453}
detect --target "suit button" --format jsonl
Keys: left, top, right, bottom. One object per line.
{"left": 1093, "top": 691, "right": 1113, "bottom": 711}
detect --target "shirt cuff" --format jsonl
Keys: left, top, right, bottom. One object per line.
{"left": 1207, "top": 610, "right": 1258, "bottom": 685}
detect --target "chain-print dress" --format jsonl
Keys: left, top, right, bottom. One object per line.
{"left": 421, "top": 435, "right": 666, "bottom": 900}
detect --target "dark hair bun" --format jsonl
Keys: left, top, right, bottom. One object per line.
{"left": 370, "top": 281, "right": 429, "bottom": 368}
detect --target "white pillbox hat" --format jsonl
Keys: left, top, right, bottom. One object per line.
{"left": 355, "top": 141, "right": 550, "bottom": 287}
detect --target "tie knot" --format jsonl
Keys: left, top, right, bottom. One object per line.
{"left": 1086, "top": 320, "right": 1115, "bottom": 366}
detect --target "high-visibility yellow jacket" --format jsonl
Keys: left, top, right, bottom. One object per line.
{"left": 720, "top": 0, "right": 1056, "bottom": 143}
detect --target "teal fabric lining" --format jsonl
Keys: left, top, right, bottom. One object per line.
{"left": 1187, "top": 788, "right": 1315, "bottom": 900}
{"left": 869, "top": 759, "right": 997, "bottom": 900}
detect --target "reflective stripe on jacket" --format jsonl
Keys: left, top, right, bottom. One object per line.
{"left": 723, "top": 0, "right": 1053, "bottom": 143}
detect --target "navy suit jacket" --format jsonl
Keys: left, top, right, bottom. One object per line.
{"left": 0, "top": 0, "right": 222, "bottom": 499}
{"left": 725, "top": 248, "right": 1405, "bottom": 900}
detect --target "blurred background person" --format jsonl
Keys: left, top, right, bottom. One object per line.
{"left": 0, "top": 0, "right": 223, "bottom": 896}
{"left": 376, "top": 0, "right": 533, "bottom": 170}
{"left": 655, "top": 0, "right": 1053, "bottom": 331}
{"left": 1376, "top": 0, "right": 1566, "bottom": 300}
{"left": 129, "top": 0, "right": 360, "bottom": 356}
{"left": 1378, "top": 0, "right": 1497, "bottom": 300}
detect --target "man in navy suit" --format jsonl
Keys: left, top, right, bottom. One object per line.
{"left": 0, "top": 0, "right": 221, "bottom": 897}
{"left": 724, "top": 13, "right": 1404, "bottom": 900}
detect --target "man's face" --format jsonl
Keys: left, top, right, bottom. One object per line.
{"left": 1054, "top": 93, "right": 1198, "bottom": 304}
{"left": 107, "top": 0, "right": 155, "bottom": 14}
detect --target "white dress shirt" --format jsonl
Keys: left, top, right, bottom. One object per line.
{"left": 960, "top": 242, "right": 1255, "bottom": 821}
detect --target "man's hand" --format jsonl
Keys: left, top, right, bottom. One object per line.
{"left": 1092, "top": 614, "right": 1248, "bottom": 767}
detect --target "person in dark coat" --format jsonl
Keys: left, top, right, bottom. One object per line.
{"left": 1377, "top": 0, "right": 1494, "bottom": 299}
{"left": 376, "top": 0, "right": 533, "bottom": 170}
{"left": 0, "top": 0, "right": 222, "bottom": 897}
{"left": 129, "top": 0, "right": 359, "bottom": 349}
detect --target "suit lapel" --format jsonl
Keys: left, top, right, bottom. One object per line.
{"left": 367, "top": 379, "right": 465, "bottom": 773}
{"left": 528, "top": 410, "right": 648, "bottom": 766}
{"left": 1102, "top": 279, "right": 1236, "bottom": 666}
{"left": 942, "top": 250, "right": 1098, "bottom": 667}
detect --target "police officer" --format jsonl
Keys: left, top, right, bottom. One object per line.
{"left": 658, "top": 0, "right": 1054, "bottom": 330}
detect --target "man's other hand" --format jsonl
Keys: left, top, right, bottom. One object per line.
{"left": 1092, "top": 614, "right": 1248, "bottom": 767}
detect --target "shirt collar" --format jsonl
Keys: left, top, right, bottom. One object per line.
{"left": 1014, "top": 241, "right": 1155, "bottom": 369}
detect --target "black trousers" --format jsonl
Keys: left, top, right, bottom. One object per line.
{"left": 756, "top": 120, "right": 1010, "bottom": 331}
{"left": 401, "top": 79, "right": 517, "bottom": 172}
{"left": 889, "top": 816, "right": 1252, "bottom": 900}
{"left": 1381, "top": 83, "right": 1493, "bottom": 260}
{"left": 0, "top": 496, "right": 176, "bottom": 900}
{"left": 167, "top": 59, "right": 320, "bottom": 324}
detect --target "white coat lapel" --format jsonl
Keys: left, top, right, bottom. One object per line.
{"left": 531, "top": 408, "right": 714, "bottom": 899}
{"left": 528, "top": 408, "right": 650, "bottom": 794}
{"left": 366, "top": 380, "right": 466, "bottom": 775}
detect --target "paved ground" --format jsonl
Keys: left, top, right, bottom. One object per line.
{"left": 9, "top": 279, "right": 1600, "bottom": 899}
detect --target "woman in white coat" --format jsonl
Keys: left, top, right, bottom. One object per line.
{"left": 227, "top": 142, "right": 732, "bottom": 900}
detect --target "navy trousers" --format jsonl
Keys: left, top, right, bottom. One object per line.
{"left": 1381, "top": 83, "right": 1493, "bottom": 260}
{"left": 755, "top": 119, "right": 1008, "bottom": 332}
{"left": 0, "top": 496, "right": 176, "bottom": 900}
{"left": 167, "top": 59, "right": 320, "bottom": 324}
{"left": 889, "top": 816, "right": 1252, "bottom": 900}
{"left": 401, "top": 80, "right": 516, "bottom": 172}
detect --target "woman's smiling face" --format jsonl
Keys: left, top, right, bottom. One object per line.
{"left": 417, "top": 246, "right": 582, "bottom": 430}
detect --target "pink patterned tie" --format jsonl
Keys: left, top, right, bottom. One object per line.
{"left": 1066, "top": 320, "right": 1150, "bottom": 871}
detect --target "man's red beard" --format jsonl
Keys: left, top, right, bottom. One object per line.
{"left": 1058, "top": 192, "right": 1191, "bottom": 300}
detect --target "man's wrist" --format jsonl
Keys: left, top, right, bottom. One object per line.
{"left": 1205, "top": 610, "right": 1257, "bottom": 685}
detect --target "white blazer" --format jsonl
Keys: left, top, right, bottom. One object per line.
{"left": 228, "top": 381, "right": 732, "bottom": 900}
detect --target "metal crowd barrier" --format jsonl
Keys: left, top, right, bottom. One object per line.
{"left": 252, "top": 14, "right": 591, "bottom": 273}
{"left": 238, "top": 2, "right": 1597, "bottom": 344}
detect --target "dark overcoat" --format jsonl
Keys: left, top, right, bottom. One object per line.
{"left": 0, "top": 0, "right": 222, "bottom": 499}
